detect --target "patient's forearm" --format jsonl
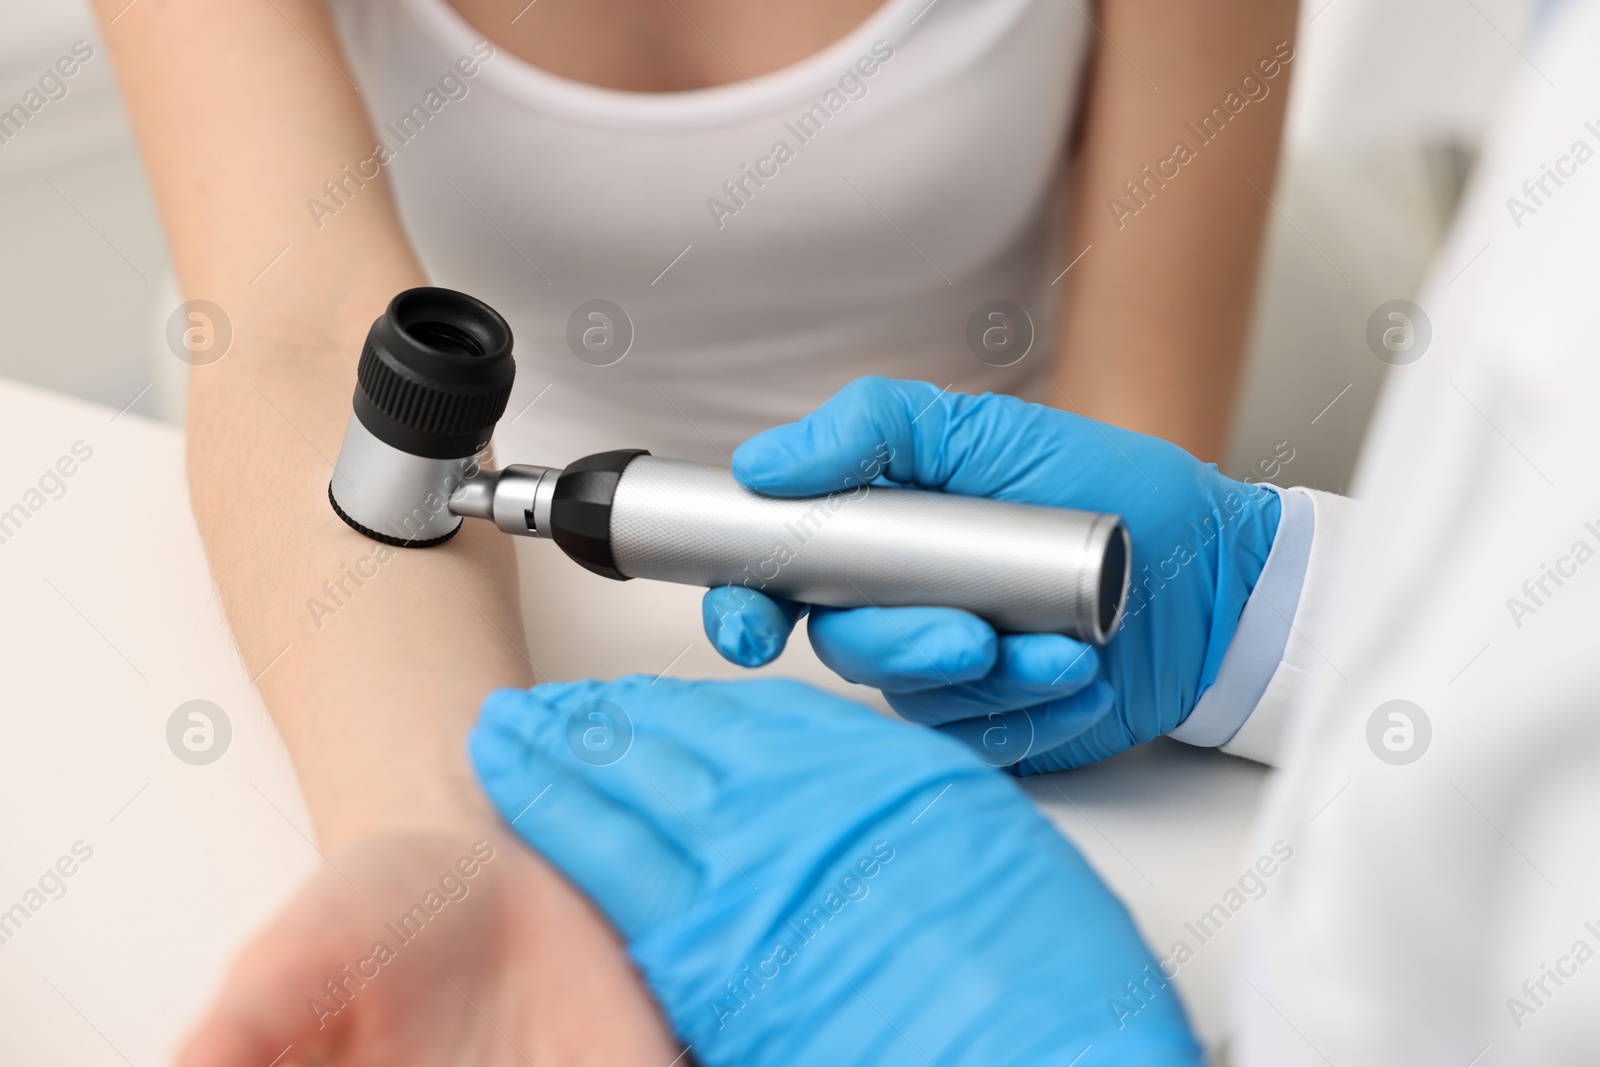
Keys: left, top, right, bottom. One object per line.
{"left": 95, "top": 0, "right": 532, "bottom": 847}
{"left": 189, "top": 351, "right": 533, "bottom": 847}
{"left": 1055, "top": 0, "right": 1295, "bottom": 462}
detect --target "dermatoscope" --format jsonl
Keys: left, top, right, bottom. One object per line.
{"left": 328, "top": 288, "right": 1131, "bottom": 644}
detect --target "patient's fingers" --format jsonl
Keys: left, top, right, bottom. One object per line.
{"left": 702, "top": 585, "right": 806, "bottom": 667}
{"left": 178, "top": 1003, "right": 310, "bottom": 1067}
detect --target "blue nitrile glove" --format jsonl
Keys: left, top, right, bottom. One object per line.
{"left": 471, "top": 676, "right": 1201, "bottom": 1067}
{"left": 701, "top": 377, "right": 1281, "bottom": 773}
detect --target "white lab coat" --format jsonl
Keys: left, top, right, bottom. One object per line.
{"left": 1227, "top": 1, "right": 1600, "bottom": 1062}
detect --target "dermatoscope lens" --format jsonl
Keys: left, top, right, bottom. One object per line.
{"left": 328, "top": 287, "right": 516, "bottom": 545}
{"left": 404, "top": 319, "right": 486, "bottom": 360}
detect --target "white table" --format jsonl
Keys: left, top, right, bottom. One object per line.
{"left": 0, "top": 377, "right": 1267, "bottom": 1064}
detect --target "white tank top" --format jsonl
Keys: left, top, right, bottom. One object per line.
{"left": 330, "top": 0, "right": 1090, "bottom": 465}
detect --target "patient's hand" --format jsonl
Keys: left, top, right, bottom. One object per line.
{"left": 178, "top": 812, "right": 679, "bottom": 1067}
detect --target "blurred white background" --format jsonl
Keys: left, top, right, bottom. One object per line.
{"left": 0, "top": 0, "right": 1536, "bottom": 480}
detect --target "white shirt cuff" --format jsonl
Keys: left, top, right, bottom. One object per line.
{"left": 1221, "top": 488, "right": 1359, "bottom": 764}
{"left": 1168, "top": 485, "right": 1315, "bottom": 751}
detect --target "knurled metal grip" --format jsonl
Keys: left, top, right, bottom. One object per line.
{"left": 597, "top": 455, "right": 1129, "bottom": 644}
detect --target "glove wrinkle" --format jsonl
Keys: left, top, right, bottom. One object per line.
{"left": 473, "top": 676, "right": 1202, "bottom": 1067}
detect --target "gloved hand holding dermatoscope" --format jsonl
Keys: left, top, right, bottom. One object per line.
{"left": 327, "top": 287, "right": 1131, "bottom": 644}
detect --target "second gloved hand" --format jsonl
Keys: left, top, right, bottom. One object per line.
{"left": 701, "top": 377, "right": 1282, "bottom": 772}
{"left": 471, "top": 676, "right": 1201, "bottom": 1067}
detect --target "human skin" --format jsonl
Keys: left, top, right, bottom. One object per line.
{"left": 1051, "top": 0, "right": 1296, "bottom": 460}
{"left": 91, "top": 1, "right": 679, "bottom": 1063}
{"left": 93, "top": 0, "right": 1292, "bottom": 1061}
{"left": 452, "top": 0, "right": 1297, "bottom": 460}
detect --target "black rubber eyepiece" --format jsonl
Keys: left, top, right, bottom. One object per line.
{"left": 352, "top": 287, "right": 516, "bottom": 459}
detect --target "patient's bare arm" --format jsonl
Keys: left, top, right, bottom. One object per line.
{"left": 91, "top": 1, "right": 677, "bottom": 1062}
{"left": 1055, "top": 0, "right": 1297, "bottom": 461}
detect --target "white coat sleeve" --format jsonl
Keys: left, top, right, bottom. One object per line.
{"left": 1166, "top": 487, "right": 1362, "bottom": 766}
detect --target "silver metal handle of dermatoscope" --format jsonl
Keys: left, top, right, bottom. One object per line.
{"left": 452, "top": 454, "right": 1131, "bottom": 645}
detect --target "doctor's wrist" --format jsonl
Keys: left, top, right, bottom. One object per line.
{"left": 1169, "top": 484, "right": 1315, "bottom": 750}
{"left": 1193, "top": 477, "right": 1283, "bottom": 695}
